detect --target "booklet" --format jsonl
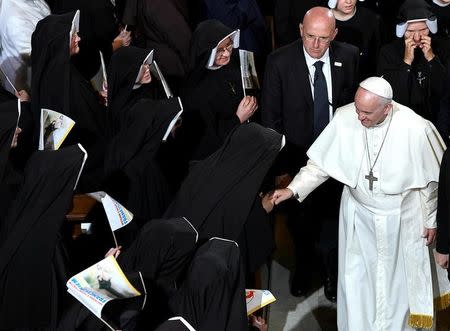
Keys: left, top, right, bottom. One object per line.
{"left": 162, "top": 97, "right": 183, "bottom": 141}
{"left": 150, "top": 60, "right": 173, "bottom": 99}
{"left": 239, "top": 50, "right": 260, "bottom": 97}
{"left": 245, "top": 289, "right": 276, "bottom": 316}
{"left": 38, "top": 108, "right": 75, "bottom": 151}
{"left": 74, "top": 143, "right": 88, "bottom": 190}
{"left": 0, "top": 65, "right": 18, "bottom": 95}
{"left": 91, "top": 51, "right": 108, "bottom": 92}
{"left": 87, "top": 191, "right": 134, "bottom": 247}
{"left": 67, "top": 255, "right": 145, "bottom": 331}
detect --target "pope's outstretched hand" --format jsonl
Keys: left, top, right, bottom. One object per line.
{"left": 271, "top": 188, "right": 294, "bottom": 205}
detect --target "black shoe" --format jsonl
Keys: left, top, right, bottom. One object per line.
{"left": 290, "top": 272, "right": 309, "bottom": 297}
{"left": 324, "top": 275, "right": 337, "bottom": 303}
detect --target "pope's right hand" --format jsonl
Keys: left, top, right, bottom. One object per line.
{"left": 271, "top": 188, "right": 294, "bottom": 205}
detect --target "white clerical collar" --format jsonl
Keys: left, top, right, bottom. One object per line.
{"left": 433, "top": 0, "right": 450, "bottom": 7}
{"left": 303, "top": 47, "right": 330, "bottom": 68}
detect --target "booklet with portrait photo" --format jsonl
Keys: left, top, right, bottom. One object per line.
{"left": 67, "top": 255, "right": 146, "bottom": 331}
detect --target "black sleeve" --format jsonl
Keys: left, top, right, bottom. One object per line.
{"left": 274, "top": 0, "right": 293, "bottom": 47}
{"left": 437, "top": 149, "right": 450, "bottom": 254}
{"left": 437, "top": 60, "right": 450, "bottom": 142}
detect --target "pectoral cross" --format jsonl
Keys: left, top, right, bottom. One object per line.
{"left": 417, "top": 71, "right": 426, "bottom": 87}
{"left": 365, "top": 170, "right": 378, "bottom": 191}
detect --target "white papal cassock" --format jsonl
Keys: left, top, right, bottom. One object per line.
{"left": 0, "top": 0, "right": 50, "bottom": 92}
{"left": 287, "top": 101, "right": 450, "bottom": 330}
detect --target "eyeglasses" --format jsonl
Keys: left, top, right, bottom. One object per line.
{"left": 216, "top": 44, "right": 234, "bottom": 56}
{"left": 303, "top": 33, "right": 332, "bottom": 45}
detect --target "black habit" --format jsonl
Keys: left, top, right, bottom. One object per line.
{"left": 31, "top": 12, "right": 107, "bottom": 148}
{"left": 169, "top": 238, "right": 247, "bottom": 331}
{"left": 180, "top": 19, "right": 243, "bottom": 161}
{"left": 377, "top": 37, "right": 450, "bottom": 125}
{"left": 0, "top": 145, "right": 86, "bottom": 330}
{"left": 106, "top": 46, "right": 154, "bottom": 136}
{"left": 122, "top": 0, "right": 191, "bottom": 80}
{"left": 436, "top": 148, "right": 450, "bottom": 281}
{"left": 334, "top": 6, "right": 383, "bottom": 79}
{"left": 165, "top": 123, "right": 282, "bottom": 272}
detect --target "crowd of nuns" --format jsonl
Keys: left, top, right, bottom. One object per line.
{"left": 2, "top": 0, "right": 450, "bottom": 330}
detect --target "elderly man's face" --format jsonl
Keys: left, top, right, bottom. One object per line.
{"left": 354, "top": 88, "right": 391, "bottom": 128}
{"left": 300, "top": 15, "right": 337, "bottom": 59}
{"left": 404, "top": 21, "right": 429, "bottom": 46}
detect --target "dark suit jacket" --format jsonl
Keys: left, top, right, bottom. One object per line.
{"left": 436, "top": 148, "right": 450, "bottom": 281}
{"left": 261, "top": 39, "right": 359, "bottom": 175}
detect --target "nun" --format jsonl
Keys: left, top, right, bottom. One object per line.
{"left": 165, "top": 123, "right": 283, "bottom": 275}
{"left": 31, "top": 10, "right": 107, "bottom": 148}
{"left": 377, "top": 0, "right": 450, "bottom": 127}
{"left": 169, "top": 238, "right": 248, "bottom": 331}
{"left": 58, "top": 217, "right": 199, "bottom": 331}
{"left": 106, "top": 47, "right": 155, "bottom": 136}
{"left": 329, "top": 0, "right": 383, "bottom": 79}
{"left": 0, "top": 144, "right": 87, "bottom": 330}
{"left": 179, "top": 19, "right": 257, "bottom": 162}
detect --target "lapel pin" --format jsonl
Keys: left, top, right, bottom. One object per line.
{"left": 334, "top": 62, "right": 342, "bottom": 67}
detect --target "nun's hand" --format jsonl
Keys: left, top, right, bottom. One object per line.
{"left": 403, "top": 36, "right": 416, "bottom": 65}
{"left": 420, "top": 35, "right": 434, "bottom": 62}
{"left": 15, "top": 90, "right": 30, "bottom": 102}
{"left": 271, "top": 188, "right": 293, "bottom": 205}
{"left": 105, "top": 246, "right": 122, "bottom": 258}
{"left": 236, "top": 96, "right": 258, "bottom": 123}
{"left": 249, "top": 315, "right": 268, "bottom": 331}
{"left": 112, "top": 30, "right": 132, "bottom": 51}
{"left": 434, "top": 251, "right": 449, "bottom": 269}
{"left": 260, "top": 191, "right": 275, "bottom": 213}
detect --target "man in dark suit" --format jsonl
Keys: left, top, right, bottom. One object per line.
{"left": 261, "top": 6, "right": 359, "bottom": 301}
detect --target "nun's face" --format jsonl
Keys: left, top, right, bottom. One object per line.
{"left": 336, "top": 0, "right": 357, "bottom": 15}
{"left": 214, "top": 37, "right": 233, "bottom": 67}
{"left": 10, "top": 127, "right": 22, "bottom": 148}
{"left": 70, "top": 32, "right": 81, "bottom": 56}
{"left": 404, "top": 21, "right": 429, "bottom": 46}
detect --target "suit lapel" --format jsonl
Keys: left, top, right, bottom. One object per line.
{"left": 329, "top": 44, "right": 342, "bottom": 112}
{"left": 295, "top": 42, "right": 314, "bottom": 110}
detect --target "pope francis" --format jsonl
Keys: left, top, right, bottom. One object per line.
{"left": 272, "top": 77, "right": 450, "bottom": 330}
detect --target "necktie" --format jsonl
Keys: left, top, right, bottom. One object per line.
{"left": 313, "top": 61, "right": 329, "bottom": 138}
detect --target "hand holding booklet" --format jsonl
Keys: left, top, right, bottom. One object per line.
{"left": 150, "top": 60, "right": 173, "bottom": 99}
{"left": 39, "top": 109, "right": 75, "bottom": 150}
{"left": 245, "top": 289, "right": 276, "bottom": 316}
{"left": 67, "top": 255, "right": 146, "bottom": 330}
{"left": 239, "top": 50, "right": 260, "bottom": 97}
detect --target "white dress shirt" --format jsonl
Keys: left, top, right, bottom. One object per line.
{"left": 303, "top": 47, "right": 333, "bottom": 121}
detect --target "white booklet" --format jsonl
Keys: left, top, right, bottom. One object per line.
{"left": 0, "top": 65, "right": 18, "bottom": 95}
{"left": 245, "top": 289, "right": 276, "bottom": 316}
{"left": 162, "top": 97, "right": 183, "bottom": 141}
{"left": 150, "top": 60, "right": 173, "bottom": 98}
{"left": 87, "top": 191, "right": 134, "bottom": 247}
{"left": 39, "top": 108, "right": 75, "bottom": 150}
{"left": 239, "top": 50, "right": 260, "bottom": 96}
{"left": 91, "top": 51, "right": 108, "bottom": 92}
{"left": 67, "top": 255, "right": 145, "bottom": 331}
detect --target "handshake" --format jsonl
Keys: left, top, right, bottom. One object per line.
{"left": 270, "top": 188, "right": 294, "bottom": 206}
